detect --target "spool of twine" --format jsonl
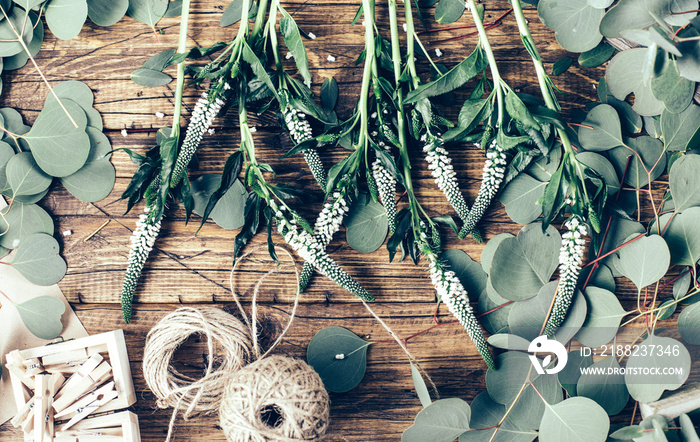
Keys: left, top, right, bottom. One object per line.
{"left": 219, "top": 355, "right": 330, "bottom": 442}
{"left": 142, "top": 306, "right": 253, "bottom": 424}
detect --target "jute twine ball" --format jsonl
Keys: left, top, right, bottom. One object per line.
{"left": 219, "top": 355, "right": 330, "bottom": 441}
{"left": 143, "top": 307, "right": 253, "bottom": 416}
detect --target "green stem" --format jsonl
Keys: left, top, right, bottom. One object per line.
{"left": 267, "top": 0, "right": 284, "bottom": 75}
{"left": 251, "top": 0, "right": 270, "bottom": 44}
{"left": 467, "top": 0, "right": 504, "bottom": 126}
{"left": 403, "top": 0, "right": 420, "bottom": 89}
{"left": 170, "top": 0, "right": 192, "bottom": 139}
{"left": 356, "top": 0, "right": 377, "bottom": 153}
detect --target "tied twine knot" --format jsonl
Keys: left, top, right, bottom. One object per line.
{"left": 141, "top": 246, "right": 330, "bottom": 442}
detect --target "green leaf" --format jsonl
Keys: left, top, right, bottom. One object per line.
{"left": 44, "top": 81, "right": 102, "bottom": 130}
{"left": 87, "top": 0, "right": 129, "bottom": 26}
{"left": 651, "top": 59, "right": 695, "bottom": 114}
{"left": 576, "top": 356, "right": 629, "bottom": 415}
{"left": 480, "top": 233, "right": 514, "bottom": 274}
{"left": 605, "top": 49, "right": 665, "bottom": 116}
{"left": 576, "top": 287, "right": 627, "bottom": 347}
{"left": 131, "top": 68, "right": 172, "bottom": 87}
{"left": 321, "top": 77, "right": 338, "bottom": 114}
{"left": 490, "top": 223, "right": 561, "bottom": 301}
{"left": 5, "top": 152, "right": 52, "bottom": 197}
{"left": 557, "top": 350, "right": 593, "bottom": 397}
{"left": 60, "top": 127, "right": 115, "bottom": 202}
{"left": 499, "top": 174, "right": 545, "bottom": 224}
{"left": 306, "top": 326, "right": 370, "bottom": 393}
{"left": 485, "top": 352, "right": 563, "bottom": 430}
{"left": 600, "top": 0, "right": 698, "bottom": 38}
{"left": 434, "top": 0, "right": 464, "bottom": 24}
{"left": 441, "top": 249, "right": 488, "bottom": 296}
{"left": 680, "top": 414, "right": 700, "bottom": 442}
{"left": 410, "top": 362, "right": 431, "bottom": 408}
{"left": 280, "top": 8, "right": 312, "bottom": 88}
{"left": 576, "top": 152, "right": 620, "bottom": 195}
{"left": 678, "top": 302, "right": 700, "bottom": 345}
{"left": 405, "top": 48, "right": 486, "bottom": 103}
{"left": 0, "top": 8, "right": 34, "bottom": 58}
{"left": 537, "top": 0, "right": 604, "bottom": 52}
{"left": 402, "top": 398, "right": 470, "bottom": 442}
{"left": 344, "top": 198, "right": 388, "bottom": 253}
{"left": 578, "top": 42, "right": 616, "bottom": 68}
{"left": 45, "top": 0, "right": 88, "bottom": 40}
{"left": 625, "top": 335, "right": 690, "bottom": 402}
{"left": 487, "top": 333, "right": 531, "bottom": 351}
{"left": 660, "top": 209, "right": 700, "bottom": 266}
{"left": 508, "top": 281, "right": 587, "bottom": 343}
{"left": 11, "top": 233, "right": 67, "bottom": 286}
{"left": 608, "top": 136, "right": 666, "bottom": 189}
{"left": 127, "top": 0, "right": 167, "bottom": 29}
{"left": 618, "top": 234, "right": 670, "bottom": 291}
{"left": 552, "top": 57, "right": 572, "bottom": 76}
{"left": 460, "top": 392, "right": 537, "bottom": 442}
{"left": 191, "top": 175, "right": 247, "bottom": 230}
{"left": 142, "top": 48, "right": 176, "bottom": 71}
{"left": 0, "top": 203, "right": 54, "bottom": 249}
{"left": 661, "top": 104, "right": 700, "bottom": 152}
{"left": 3, "top": 11, "right": 43, "bottom": 71}
{"left": 669, "top": 154, "right": 700, "bottom": 212}
{"left": 656, "top": 298, "right": 677, "bottom": 320}
{"left": 577, "top": 104, "right": 624, "bottom": 151}
{"left": 241, "top": 40, "right": 280, "bottom": 102}
{"left": 14, "top": 295, "right": 66, "bottom": 339}
{"left": 24, "top": 99, "right": 90, "bottom": 177}
{"left": 220, "top": 0, "right": 250, "bottom": 27}
{"left": 610, "top": 426, "right": 644, "bottom": 440}
{"left": 539, "top": 397, "right": 609, "bottom": 442}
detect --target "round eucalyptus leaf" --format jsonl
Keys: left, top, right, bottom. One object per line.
{"left": 600, "top": 0, "right": 698, "bottom": 37}
{"left": 669, "top": 153, "right": 700, "bottom": 212}
{"left": 487, "top": 333, "right": 530, "bottom": 351}
{"left": 625, "top": 335, "right": 690, "bottom": 402}
{"left": 11, "top": 233, "right": 67, "bottom": 286}
{"left": 60, "top": 127, "right": 115, "bottom": 202}
{"left": 576, "top": 356, "right": 629, "bottom": 415}
{"left": 678, "top": 302, "right": 700, "bottom": 345}
{"left": 606, "top": 49, "right": 665, "bottom": 116}
{"left": 662, "top": 105, "right": 700, "bottom": 153}
{"left": 306, "top": 326, "right": 369, "bottom": 393}
{"left": 14, "top": 295, "right": 66, "bottom": 339}
{"left": 131, "top": 68, "right": 173, "bottom": 87}
{"left": 491, "top": 223, "right": 561, "bottom": 301}
{"left": 344, "top": 198, "right": 388, "bottom": 253}
{"left": 5, "top": 188, "right": 49, "bottom": 205}
{"left": 651, "top": 60, "right": 695, "bottom": 114}
{"left": 460, "top": 392, "right": 537, "bottom": 442}
{"left": 0, "top": 8, "right": 34, "bottom": 57}
{"left": 575, "top": 152, "right": 620, "bottom": 195}
{"left": 3, "top": 11, "right": 43, "bottom": 71}
{"left": 526, "top": 145, "right": 562, "bottom": 181}
{"left": 402, "top": 398, "right": 470, "bottom": 442}
{"left": 478, "top": 288, "right": 511, "bottom": 335}
{"left": 609, "top": 425, "right": 644, "bottom": 440}
{"left": 660, "top": 209, "right": 700, "bottom": 266}
{"left": 485, "top": 352, "right": 562, "bottom": 430}
{"left": 127, "top": 0, "right": 168, "bottom": 28}
{"left": 578, "top": 43, "right": 616, "bottom": 68}
{"left": 576, "top": 286, "right": 627, "bottom": 348}
{"left": 656, "top": 298, "right": 677, "bottom": 321}
{"left": 434, "top": 0, "right": 464, "bottom": 24}
{"left": 537, "top": 0, "right": 603, "bottom": 52}
{"left": 595, "top": 217, "right": 645, "bottom": 276}
{"left": 0, "top": 108, "right": 30, "bottom": 151}
{"left": 508, "top": 281, "right": 587, "bottom": 344}
{"left": 24, "top": 99, "right": 90, "bottom": 177}
{"left": 0, "top": 203, "right": 54, "bottom": 249}
{"left": 87, "top": 0, "right": 128, "bottom": 26}
{"left": 5, "top": 152, "right": 52, "bottom": 197}
{"left": 579, "top": 264, "right": 615, "bottom": 293}
{"left": 0, "top": 140, "right": 14, "bottom": 193}
{"left": 45, "top": 0, "right": 88, "bottom": 40}
{"left": 674, "top": 272, "right": 692, "bottom": 301}
{"left": 577, "top": 104, "right": 623, "bottom": 152}
{"left": 499, "top": 174, "right": 545, "bottom": 224}
{"left": 480, "top": 233, "right": 513, "bottom": 275}
{"left": 586, "top": 0, "right": 613, "bottom": 9}
{"left": 618, "top": 235, "right": 670, "bottom": 291}
{"left": 598, "top": 79, "right": 644, "bottom": 134}
{"left": 45, "top": 81, "right": 101, "bottom": 130}
{"left": 442, "top": 249, "right": 487, "bottom": 296}
{"left": 609, "top": 136, "right": 665, "bottom": 189}
{"left": 539, "top": 397, "right": 609, "bottom": 442}
{"left": 191, "top": 174, "right": 246, "bottom": 230}
{"left": 557, "top": 350, "right": 593, "bottom": 397}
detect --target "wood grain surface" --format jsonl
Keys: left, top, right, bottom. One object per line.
{"left": 0, "top": 1, "right": 687, "bottom": 440}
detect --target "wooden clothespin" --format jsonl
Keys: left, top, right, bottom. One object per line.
{"left": 54, "top": 382, "right": 115, "bottom": 419}
{"left": 10, "top": 399, "right": 34, "bottom": 428}
{"left": 33, "top": 375, "right": 51, "bottom": 442}
{"left": 5, "top": 350, "right": 34, "bottom": 390}
{"left": 45, "top": 373, "right": 66, "bottom": 440}
{"left": 23, "top": 357, "right": 43, "bottom": 378}
{"left": 54, "top": 353, "right": 103, "bottom": 402}
{"left": 54, "top": 435, "right": 123, "bottom": 442}
{"left": 52, "top": 360, "right": 112, "bottom": 414}
{"left": 60, "top": 384, "right": 118, "bottom": 431}
{"left": 41, "top": 348, "right": 88, "bottom": 367}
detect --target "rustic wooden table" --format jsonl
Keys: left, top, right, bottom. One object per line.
{"left": 0, "top": 0, "right": 646, "bottom": 440}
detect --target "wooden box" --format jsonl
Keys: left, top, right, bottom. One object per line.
{"left": 5, "top": 330, "right": 140, "bottom": 441}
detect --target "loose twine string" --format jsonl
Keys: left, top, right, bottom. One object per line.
{"left": 143, "top": 244, "right": 437, "bottom": 441}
